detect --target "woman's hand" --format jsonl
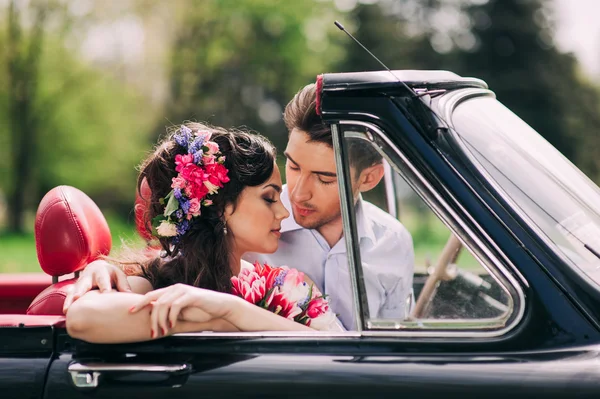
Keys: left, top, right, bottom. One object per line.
{"left": 63, "top": 260, "right": 132, "bottom": 313}
{"left": 129, "top": 284, "right": 236, "bottom": 338}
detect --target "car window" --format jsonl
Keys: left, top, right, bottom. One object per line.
{"left": 337, "top": 124, "right": 523, "bottom": 334}
{"left": 452, "top": 96, "right": 600, "bottom": 287}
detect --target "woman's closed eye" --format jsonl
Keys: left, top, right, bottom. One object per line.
{"left": 264, "top": 196, "right": 277, "bottom": 204}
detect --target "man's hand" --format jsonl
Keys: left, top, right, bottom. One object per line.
{"left": 63, "top": 260, "right": 131, "bottom": 314}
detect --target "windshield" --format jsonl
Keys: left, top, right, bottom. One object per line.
{"left": 451, "top": 95, "right": 600, "bottom": 285}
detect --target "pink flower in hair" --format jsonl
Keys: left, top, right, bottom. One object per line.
{"left": 171, "top": 176, "right": 187, "bottom": 190}
{"left": 191, "top": 181, "right": 209, "bottom": 200}
{"left": 175, "top": 154, "right": 194, "bottom": 172}
{"left": 194, "top": 130, "right": 212, "bottom": 142}
{"left": 180, "top": 164, "right": 203, "bottom": 183}
{"left": 205, "top": 141, "right": 220, "bottom": 155}
{"left": 187, "top": 197, "right": 201, "bottom": 219}
{"left": 205, "top": 163, "right": 230, "bottom": 185}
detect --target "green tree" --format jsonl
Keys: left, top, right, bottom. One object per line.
{"left": 161, "top": 0, "right": 348, "bottom": 150}
{"left": 0, "top": 1, "right": 156, "bottom": 232}
{"left": 5, "top": 0, "right": 47, "bottom": 233}
{"left": 457, "top": 0, "right": 600, "bottom": 179}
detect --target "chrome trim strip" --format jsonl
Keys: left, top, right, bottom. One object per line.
{"left": 173, "top": 331, "right": 361, "bottom": 338}
{"left": 68, "top": 362, "right": 190, "bottom": 373}
{"left": 337, "top": 120, "right": 526, "bottom": 338}
{"left": 331, "top": 124, "right": 368, "bottom": 330}
{"left": 383, "top": 161, "right": 397, "bottom": 218}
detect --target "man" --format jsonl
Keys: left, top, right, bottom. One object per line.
{"left": 63, "top": 82, "right": 414, "bottom": 330}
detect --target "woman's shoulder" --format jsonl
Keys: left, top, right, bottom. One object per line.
{"left": 127, "top": 276, "right": 154, "bottom": 294}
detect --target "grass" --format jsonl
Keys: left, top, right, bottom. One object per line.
{"left": 0, "top": 212, "right": 144, "bottom": 274}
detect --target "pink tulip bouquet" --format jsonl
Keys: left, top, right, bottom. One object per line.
{"left": 231, "top": 262, "right": 337, "bottom": 331}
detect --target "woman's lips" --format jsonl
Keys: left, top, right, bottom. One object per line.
{"left": 271, "top": 229, "right": 281, "bottom": 238}
{"left": 292, "top": 203, "right": 315, "bottom": 217}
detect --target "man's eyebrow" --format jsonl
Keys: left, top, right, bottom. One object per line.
{"left": 283, "top": 152, "right": 296, "bottom": 164}
{"left": 284, "top": 152, "right": 337, "bottom": 178}
{"left": 263, "top": 183, "right": 282, "bottom": 193}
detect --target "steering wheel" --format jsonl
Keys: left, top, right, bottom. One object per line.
{"left": 411, "top": 233, "right": 463, "bottom": 319}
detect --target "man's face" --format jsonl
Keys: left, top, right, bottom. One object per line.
{"left": 284, "top": 128, "right": 342, "bottom": 230}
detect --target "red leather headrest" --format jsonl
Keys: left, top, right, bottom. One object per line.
{"left": 134, "top": 178, "right": 154, "bottom": 242}
{"left": 35, "top": 186, "right": 112, "bottom": 276}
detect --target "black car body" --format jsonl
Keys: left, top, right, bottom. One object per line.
{"left": 3, "top": 70, "right": 600, "bottom": 398}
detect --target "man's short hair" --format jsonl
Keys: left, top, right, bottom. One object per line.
{"left": 284, "top": 83, "right": 382, "bottom": 175}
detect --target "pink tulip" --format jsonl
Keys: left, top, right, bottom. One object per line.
{"left": 231, "top": 269, "right": 266, "bottom": 304}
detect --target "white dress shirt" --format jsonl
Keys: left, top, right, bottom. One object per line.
{"left": 243, "top": 185, "right": 414, "bottom": 330}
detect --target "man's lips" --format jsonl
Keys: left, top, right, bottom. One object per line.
{"left": 292, "top": 202, "right": 315, "bottom": 217}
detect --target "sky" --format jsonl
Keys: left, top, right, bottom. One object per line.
{"left": 554, "top": 0, "right": 600, "bottom": 78}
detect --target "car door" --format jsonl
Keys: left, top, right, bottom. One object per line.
{"left": 0, "top": 316, "right": 57, "bottom": 399}
{"left": 43, "top": 331, "right": 600, "bottom": 398}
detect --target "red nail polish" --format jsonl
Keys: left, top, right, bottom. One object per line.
{"left": 168, "top": 321, "right": 173, "bottom": 329}
{"left": 151, "top": 329, "right": 155, "bottom": 339}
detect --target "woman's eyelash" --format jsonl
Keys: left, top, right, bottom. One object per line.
{"left": 264, "top": 198, "right": 277, "bottom": 203}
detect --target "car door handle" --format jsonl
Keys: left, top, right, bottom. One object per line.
{"left": 68, "top": 362, "right": 192, "bottom": 389}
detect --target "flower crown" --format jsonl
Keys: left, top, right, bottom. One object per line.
{"left": 152, "top": 125, "right": 230, "bottom": 239}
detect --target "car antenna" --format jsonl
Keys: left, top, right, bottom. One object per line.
{"left": 334, "top": 20, "right": 417, "bottom": 98}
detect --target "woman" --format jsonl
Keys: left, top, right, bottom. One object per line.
{"left": 66, "top": 123, "right": 325, "bottom": 343}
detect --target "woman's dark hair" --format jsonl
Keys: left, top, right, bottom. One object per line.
{"left": 131, "top": 122, "right": 276, "bottom": 293}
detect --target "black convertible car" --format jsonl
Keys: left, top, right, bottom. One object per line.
{"left": 3, "top": 70, "right": 600, "bottom": 398}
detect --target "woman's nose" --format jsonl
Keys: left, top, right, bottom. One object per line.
{"left": 277, "top": 201, "right": 290, "bottom": 220}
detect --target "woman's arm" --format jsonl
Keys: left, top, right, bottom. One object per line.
{"left": 66, "top": 290, "right": 237, "bottom": 344}
{"left": 67, "top": 283, "right": 313, "bottom": 344}
{"left": 131, "top": 284, "right": 315, "bottom": 334}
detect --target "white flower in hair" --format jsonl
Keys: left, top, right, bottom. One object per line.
{"left": 156, "top": 220, "right": 178, "bottom": 237}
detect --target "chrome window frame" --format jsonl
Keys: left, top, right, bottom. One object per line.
{"left": 334, "top": 120, "right": 526, "bottom": 338}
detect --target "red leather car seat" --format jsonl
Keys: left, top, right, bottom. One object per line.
{"left": 26, "top": 186, "right": 112, "bottom": 315}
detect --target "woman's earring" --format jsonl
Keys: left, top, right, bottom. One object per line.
{"left": 223, "top": 224, "right": 228, "bottom": 235}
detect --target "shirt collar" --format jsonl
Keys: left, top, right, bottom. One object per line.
{"left": 280, "top": 185, "right": 377, "bottom": 243}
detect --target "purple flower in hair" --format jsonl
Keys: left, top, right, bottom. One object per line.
{"left": 174, "top": 125, "right": 193, "bottom": 148}
{"left": 176, "top": 220, "right": 190, "bottom": 236}
{"left": 188, "top": 136, "right": 205, "bottom": 155}
{"left": 179, "top": 197, "right": 190, "bottom": 215}
{"left": 173, "top": 187, "right": 182, "bottom": 200}
{"left": 193, "top": 150, "right": 204, "bottom": 164}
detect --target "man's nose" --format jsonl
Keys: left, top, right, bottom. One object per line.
{"left": 290, "top": 175, "right": 311, "bottom": 203}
